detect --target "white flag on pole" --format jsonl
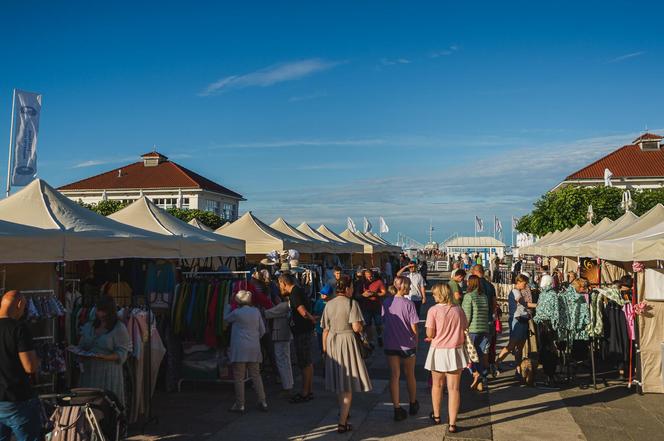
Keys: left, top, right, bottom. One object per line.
{"left": 363, "top": 217, "right": 372, "bottom": 233}
{"left": 11, "top": 90, "right": 41, "bottom": 186}
{"left": 347, "top": 217, "right": 358, "bottom": 233}
{"left": 495, "top": 217, "right": 503, "bottom": 235}
{"left": 475, "top": 216, "right": 484, "bottom": 233}
{"left": 379, "top": 217, "right": 389, "bottom": 234}
{"left": 512, "top": 216, "right": 520, "bottom": 230}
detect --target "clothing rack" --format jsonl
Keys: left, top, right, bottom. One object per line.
{"left": 131, "top": 294, "right": 158, "bottom": 432}
{"left": 174, "top": 271, "right": 250, "bottom": 391}
{"left": 22, "top": 289, "right": 58, "bottom": 392}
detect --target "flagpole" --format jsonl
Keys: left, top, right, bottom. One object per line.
{"left": 5, "top": 89, "right": 16, "bottom": 198}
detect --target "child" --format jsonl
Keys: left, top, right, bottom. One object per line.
{"left": 313, "top": 284, "right": 333, "bottom": 351}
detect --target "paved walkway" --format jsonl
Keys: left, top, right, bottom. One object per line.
{"left": 129, "top": 278, "right": 664, "bottom": 441}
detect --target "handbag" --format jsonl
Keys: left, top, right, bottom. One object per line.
{"left": 515, "top": 302, "right": 531, "bottom": 322}
{"left": 349, "top": 297, "right": 373, "bottom": 359}
{"left": 464, "top": 331, "right": 479, "bottom": 363}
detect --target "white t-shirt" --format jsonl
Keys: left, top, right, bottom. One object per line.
{"left": 406, "top": 272, "right": 425, "bottom": 301}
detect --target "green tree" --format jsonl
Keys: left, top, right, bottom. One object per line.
{"left": 77, "top": 199, "right": 128, "bottom": 216}
{"left": 166, "top": 208, "right": 226, "bottom": 230}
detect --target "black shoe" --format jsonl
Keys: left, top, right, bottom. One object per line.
{"left": 394, "top": 407, "right": 408, "bottom": 421}
{"left": 409, "top": 400, "right": 420, "bottom": 416}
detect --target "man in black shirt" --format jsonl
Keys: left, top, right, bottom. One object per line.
{"left": 278, "top": 274, "right": 316, "bottom": 403}
{"left": 0, "top": 290, "right": 41, "bottom": 441}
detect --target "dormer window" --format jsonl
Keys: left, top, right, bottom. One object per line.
{"left": 141, "top": 151, "right": 168, "bottom": 167}
{"left": 633, "top": 133, "right": 663, "bottom": 151}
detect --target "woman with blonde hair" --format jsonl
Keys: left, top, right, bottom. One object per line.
{"left": 424, "top": 283, "right": 468, "bottom": 433}
{"left": 224, "top": 290, "right": 268, "bottom": 413}
{"left": 382, "top": 275, "right": 420, "bottom": 421}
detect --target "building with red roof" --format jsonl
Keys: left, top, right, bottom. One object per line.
{"left": 553, "top": 133, "right": 664, "bottom": 190}
{"left": 59, "top": 151, "right": 244, "bottom": 220}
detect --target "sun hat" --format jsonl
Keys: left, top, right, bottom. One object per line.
{"left": 235, "top": 290, "right": 252, "bottom": 306}
{"left": 279, "top": 262, "right": 291, "bottom": 273}
{"left": 260, "top": 258, "right": 277, "bottom": 266}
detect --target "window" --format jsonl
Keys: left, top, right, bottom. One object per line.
{"left": 182, "top": 197, "right": 190, "bottom": 209}
{"left": 153, "top": 198, "right": 178, "bottom": 209}
{"left": 222, "top": 203, "right": 233, "bottom": 220}
{"left": 205, "top": 200, "right": 220, "bottom": 215}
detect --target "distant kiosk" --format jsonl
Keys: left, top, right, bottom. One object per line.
{"left": 445, "top": 236, "right": 506, "bottom": 266}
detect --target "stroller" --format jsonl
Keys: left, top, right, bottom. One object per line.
{"left": 40, "top": 388, "right": 126, "bottom": 441}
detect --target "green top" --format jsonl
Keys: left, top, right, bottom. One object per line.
{"left": 462, "top": 289, "right": 490, "bottom": 333}
{"left": 448, "top": 280, "right": 463, "bottom": 305}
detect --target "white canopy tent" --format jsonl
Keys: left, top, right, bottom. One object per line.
{"left": 522, "top": 229, "right": 567, "bottom": 255}
{"left": 270, "top": 218, "right": 335, "bottom": 254}
{"left": 316, "top": 224, "right": 364, "bottom": 254}
{"left": 339, "top": 229, "right": 382, "bottom": 254}
{"left": 296, "top": 222, "right": 360, "bottom": 254}
{"left": 574, "top": 212, "right": 640, "bottom": 257}
{"left": 554, "top": 217, "right": 614, "bottom": 257}
{"left": 188, "top": 218, "right": 213, "bottom": 232}
{"left": 108, "top": 197, "right": 245, "bottom": 257}
{"left": 217, "top": 212, "right": 310, "bottom": 255}
{"left": 0, "top": 219, "right": 64, "bottom": 263}
{"left": 595, "top": 204, "right": 664, "bottom": 261}
{"left": 542, "top": 222, "right": 596, "bottom": 257}
{"left": 0, "top": 179, "right": 180, "bottom": 260}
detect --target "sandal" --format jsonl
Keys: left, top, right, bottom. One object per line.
{"left": 448, "top": 424, "right": 458, "bottom": 433}
{"left": 337, "top": 423, "right": 353, "bottom": 433}
{"left": 429, "top": 412, "right": 441, "bottom": 425}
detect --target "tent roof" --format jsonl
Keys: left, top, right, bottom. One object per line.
{"left": 109, "top": 197, "right": 244, "bottom": 257}
{"left": 633, "top": 231, "right": 664, "bottom": 260}
{"left": 367, "top": 232, "right": 402, "bottom": 252}
{"left": 339, "top": 229, "right": 378, "bottom": 254}
{"left": 317, "top": 224, "right": 358, "bottom": 246}
{"left": 595, "top": 204, "right": 664, "bottom": 260}
{"left": 576, "top": 211, "right": 640, "bottom": 257}
{"left": 300, "top": 223, "right": 363, "bottom": 253}
{"left": 554, "top": 217, "right": 614, "bottom": 257}
{"left": 445, "top": 236, "right": 506, "bottom": 248}
{"left": 0, "top": 219, "right": 64, "bottom": 263}
{"left": 0, "top": 179, "right": 180, "bottom": 260}
{"left": 217, "top": 212, "right": 308, "bottom": 254}
{"left": 270, "top": 218, "right": 334, "bottom": 253}
{"left": 542, "top": 222, "right": 596, "bottom": 256}
{"left": 188, "top": 218, "right": 213, "bottom": 232}
{"left": 523, "top": 228, "right": 572, "bottom": 255}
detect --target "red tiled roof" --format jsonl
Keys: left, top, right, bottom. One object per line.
{"left": 58, "top": 157, "right": 244, "bottom": 199}
{"left": 633, "top": 132, "right": 663, "bottom": 143}
{"left": 565, "top": 143, "right": 664, "bottom": 180}
{"left": 141, "top": 151, "right": 164, "bottom": 158}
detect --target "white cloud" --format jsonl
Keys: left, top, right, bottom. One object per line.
{"left": 607, "top": 51, "right": 645, "bottom": 63}
{"left": 380, "top": 58, "right": 412, "bottom": 66}
{"left": 200, "top": 59, "right": 341, "bottom": 96}
{"left": 429, "top": 45, "right": 459, "bottom": 58}
{"left": 71, "top": 156, "right": 136, "bottom": 169}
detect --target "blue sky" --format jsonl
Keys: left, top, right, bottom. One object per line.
{"left": 1, "top": 1, "right": 663, "bottom": 244}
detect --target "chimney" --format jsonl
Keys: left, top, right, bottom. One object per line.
{"left": 141, "top": 151, "right": 168, "bottom": 167}
{"left": 118, "top": 169, "right": 123, "bottom": 178}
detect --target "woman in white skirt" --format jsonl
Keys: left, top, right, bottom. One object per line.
{"left": 425, "top": 283, "right": 468, "bottom": 433}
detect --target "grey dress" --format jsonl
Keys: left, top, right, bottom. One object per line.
{"left": 78, "top": 321, "right": 130, "bottom": 407}
{"left": 321, "top": 296, "right": 373, "bottom": 393}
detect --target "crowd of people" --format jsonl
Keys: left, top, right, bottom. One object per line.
{"left": 1, "top": 255, "right": 601, "bottom": 440}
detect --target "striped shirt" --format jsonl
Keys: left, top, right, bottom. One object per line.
{"left": 462, "top": 289, "right": 490, "bottom": 333}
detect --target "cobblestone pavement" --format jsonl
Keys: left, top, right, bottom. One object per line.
{"left": 129, "top": 277, "right": 664, "bottom": 441}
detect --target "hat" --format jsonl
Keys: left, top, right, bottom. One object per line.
{"left": 539, "top": 274, "right": 553, "bottom": 289}
{"left": 260, "top": 258, "right": 277, "bottom": 266}
{"left": 235, "top": 290, "right": 252, "bottom": 306}
{"left": 279, "top": 262, "right": 291, "bottom": 273}
{"left": 289, "top": 259, "right": 299, "bottom": 268}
